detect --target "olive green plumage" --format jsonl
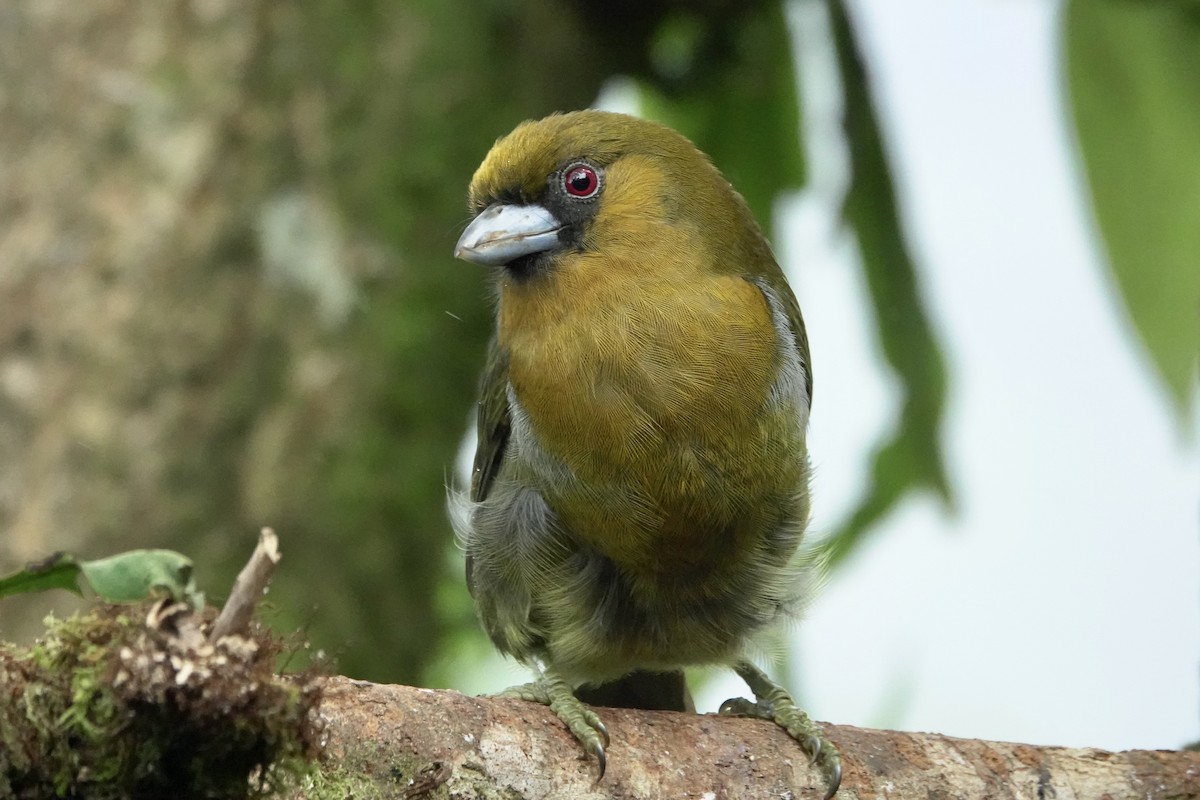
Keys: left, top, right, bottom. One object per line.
{"left": 453, "top": 110, "right": 839, "bottom": 796}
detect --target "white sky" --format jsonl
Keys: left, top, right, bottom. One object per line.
{"left": 699, "top": 0, "right": 1199, "bottom": 752}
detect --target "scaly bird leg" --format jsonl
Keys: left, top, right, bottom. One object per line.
{"left": 500, "top": 664, "right": 610, "bottom": 778}
{"left": 720, "top": 660, "right": 842, "bottom": 799}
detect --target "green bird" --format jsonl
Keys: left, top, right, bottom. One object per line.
{"left": 452, "top": 109, "right": 840, "bottom": 798}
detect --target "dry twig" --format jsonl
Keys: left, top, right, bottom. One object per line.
{"left": 210, "top": 527, "right": 280, "bottom": 639}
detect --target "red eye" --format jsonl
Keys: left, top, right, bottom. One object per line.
{"left": 563, "top": 163, "right": 600, "bottom": 198}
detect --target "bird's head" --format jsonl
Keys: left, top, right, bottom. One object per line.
{"left": 454, "top": 110, "right": 770, "bottom": 283}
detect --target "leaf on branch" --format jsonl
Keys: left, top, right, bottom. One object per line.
{"left": 79, "top": 549, "right": 202, "bottom": 606}
{"left": 0, "top": 549, "right": 203, "bottom": 607}
{"left": 0, "top": 552, "right": 83, "bottom": 598}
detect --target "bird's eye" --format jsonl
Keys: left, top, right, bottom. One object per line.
{"left": 563, "top": 163, "right": 600, "bottom": 199}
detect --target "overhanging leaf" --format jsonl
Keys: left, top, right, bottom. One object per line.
{"left": 1065, "top": 0, "right": 1200, "bottom": 423}
{"left": 822, "top": 0, "right": 952, "bottom": 567}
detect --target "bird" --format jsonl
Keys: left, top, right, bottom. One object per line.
{"left": 451, "top": 109, "right": 840, "bottom": 798}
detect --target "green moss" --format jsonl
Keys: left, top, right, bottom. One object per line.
{"left": 297, "top": 748, "right": 390, "bottom": 800}
{"left": 299, "top": 744, "right": 485, "bottom": 800}
{"left": 0, "top": 602, "right": 323, "bottom": 800}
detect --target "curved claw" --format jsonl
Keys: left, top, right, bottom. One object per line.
{"left": 533, "top": 669, "right": 611, "bottom": 782}
{"left": 586, "top": 737, "right": 607, "bottom": 781}
{"left": 822, "top": 761, "right": 842, "bottom": 800}
{"left": 593, "top": 716, "right": 610, "bottom": 748}
{"left": 731, "top": 661, "right": 841, "bottom": 798}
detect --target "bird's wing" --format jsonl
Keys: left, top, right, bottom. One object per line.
{"left": 471, "top": 336, "right": 512, "bottom": 504}
{"left": 464, "top": 337, "right": 511, "bottom": 600}
{"left": 755, "top": 271, "right": 813, "bottom": 406}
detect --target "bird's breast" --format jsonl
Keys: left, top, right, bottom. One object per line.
{"left": 498, "top": 268, "right": 804, "bottom": 575}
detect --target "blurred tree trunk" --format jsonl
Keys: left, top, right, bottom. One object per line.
{"left": 0, "top": 0, "right": 623, "bottom": 682}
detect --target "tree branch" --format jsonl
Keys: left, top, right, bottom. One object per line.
{"left": 304, "top": 677, "right": 1199, "bottom": 799}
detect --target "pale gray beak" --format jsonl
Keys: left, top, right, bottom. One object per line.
{"left": 454, "top": 203, "right": 563, "bottom": 266}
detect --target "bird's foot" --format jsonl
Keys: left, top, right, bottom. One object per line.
{"left": 720, "top": 661, "right": 842, "bottom": 800}
{"left": 499, "top": 670, "right": 610, "bottom": 779}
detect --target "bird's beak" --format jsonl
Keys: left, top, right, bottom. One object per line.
{"left": 454, "top": 203, "right": 563, "bottom": 266}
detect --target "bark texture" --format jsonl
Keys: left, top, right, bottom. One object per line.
{"left": 303, "top": 677, "right": 1200, "bottom": 799}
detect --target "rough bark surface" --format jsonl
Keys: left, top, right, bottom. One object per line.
{"left": 302, "top": 677, "right": 1200, "bottom": 799}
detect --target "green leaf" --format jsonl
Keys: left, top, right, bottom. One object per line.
{"left": 1065, "top": 0, "right": 1200, "bottom": 422}
{"left": 822, "top": 0, "right": 952, "bottom": 567}
{"left": 637, "top": 3, "right": 805, "bottom": 238}
{"left": 79, "top": 550, "right": 199, "bottom": 605}
{"left": 0, "top": 548, "right": 202, "bottom": 607}
{"left": 0, "top": 552, "right": 84, "bottom": 598}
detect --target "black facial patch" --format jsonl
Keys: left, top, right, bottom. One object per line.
{"left": 542, "top": 159, "right": 605, "bottom": 253}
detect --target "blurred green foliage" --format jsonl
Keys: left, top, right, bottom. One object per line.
{"left": 639, "top": 3, "right": 806, "bottom": 239}
{"left": 820, "top": 0, "right": 952, "bottom": 566}
{"left": 1066, "top": 0, "right": 1200, "bottom": 425}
